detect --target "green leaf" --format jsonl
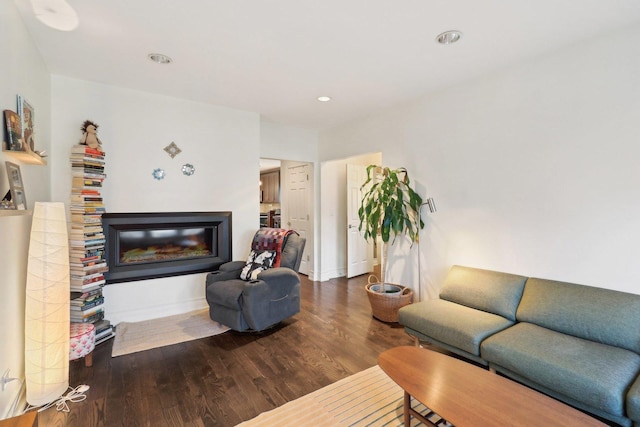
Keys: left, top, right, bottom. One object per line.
{"left": 357, "top": 165, "right": 427, "bottom": 247}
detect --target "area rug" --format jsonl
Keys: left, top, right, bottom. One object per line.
{"left": 111, "top": 308, "right": 229, "bottom": 357}
{"left": 238, "top": 365, "right": 450, "bottom": 426}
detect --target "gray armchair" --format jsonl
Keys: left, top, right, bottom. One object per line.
{"left": 205, "top": 232, "right": 306, "bottom": 331}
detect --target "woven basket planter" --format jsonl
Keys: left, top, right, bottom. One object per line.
{"left": 365, "top": 275, "right": 413, "bottom": 322}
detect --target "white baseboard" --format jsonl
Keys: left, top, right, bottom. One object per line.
{"left": 306, "top": 268, "right": 317, "bottom": 281}
{"left": 108, "top": 298, "right": 209, "bottom": 326}
{"left": 318, "top": 268, "right": 346, "bottom": 282}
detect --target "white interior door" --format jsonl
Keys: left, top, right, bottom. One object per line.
{"left": 346, "top": 164, "right": 373, "bottom": 278}
{"left": 286, "top": 164, "right": 310, "bottom": 275}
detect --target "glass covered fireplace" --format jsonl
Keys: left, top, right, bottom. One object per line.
{"left": 102, "top": 211, "right": 232, "bottom": 283}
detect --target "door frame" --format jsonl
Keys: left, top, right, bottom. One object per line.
{"left": 278, "top": 159, "right": 314, "bottom": 278}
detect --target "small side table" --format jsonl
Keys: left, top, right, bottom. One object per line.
{"left": 69, "top": 323, "right": 96, "bottom": 367}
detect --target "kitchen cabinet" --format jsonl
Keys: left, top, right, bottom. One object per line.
{"left": 260, "top": 170, "right": 280, "bottom": 203}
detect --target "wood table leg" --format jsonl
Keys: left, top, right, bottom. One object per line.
{"left": 406, "top": 390, "right": 438, "bottom": 427}
{"left": 84, "top": 351, "right": 93, "bottom": 367}
{"left": 404, "top": 391, "right": 411, "bottom": 426}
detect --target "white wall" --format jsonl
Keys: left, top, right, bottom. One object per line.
{"left": 0, "top": 0, "right": 51, "bottom": 418}
{"left": 260, "top": 118, "right": 318, "bottom": 162}
{"left": 0, "top": 212, "right": 31, "bottom": 418}
{"left": 0, "top": 0, "right": 51, "bottom": 208}
{"left": 50, "top": 76, "right": 261, "bottom": 324}
{"left": 320, "top": 24, "right": 640, "bottom": 299}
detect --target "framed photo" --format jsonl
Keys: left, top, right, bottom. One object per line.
{"left": 5, "top": 161, "right": 27, "bottom": 210}
{"left": 17, "top": 95, "right": 35, "bottom": 151}
{"left": 12, "top": 188, "right": 27, "bottom": 211}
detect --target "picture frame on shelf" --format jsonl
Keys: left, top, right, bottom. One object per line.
{"left": 12, "top": 188, "right": 27, "bottom": 211}
{"left": 7, "top": 161, "right": 23, "bottom": 187}
{"left": 17, "top": 95, "right": 35, "bottom": 152}
{"left": 3, "top": 110, "right": 23, "bottom": 151}
{"left": 5, "top": 161, "right": 27, "bottom": 210}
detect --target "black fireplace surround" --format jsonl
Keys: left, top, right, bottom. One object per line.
{"left": 102, "top": 211, "right": 232, "bottom": 283}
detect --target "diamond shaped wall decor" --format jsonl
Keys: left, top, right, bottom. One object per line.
{"left": 164, "top": 142, "right": 182, "bottom": 158}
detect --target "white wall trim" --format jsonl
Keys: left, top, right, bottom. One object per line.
{"left": 318, "top": 267, "right": 346, "bottom": 282}
{"left": 107, "top": 296, "right": 209, "bottom": 325}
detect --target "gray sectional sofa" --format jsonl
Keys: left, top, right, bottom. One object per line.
{"left": 398, "top": 265, "right": 640, "bottom": 427}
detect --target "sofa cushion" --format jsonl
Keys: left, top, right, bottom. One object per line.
{"left": 439, "top": 265, "right": 527, "bottom": 321}
{"left": 481, "top": 322, "right": 640, "bottom": 416}
{"left": 517, "top": 278, "right": 640, "bottom": 353}
{"left": 398, "top": 299, "right": 515, "bottom": 356}
{"left": 628, "top": 375, "right": 640, "bottom": 422}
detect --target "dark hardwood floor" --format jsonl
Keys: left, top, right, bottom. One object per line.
{"left": 39, "top": 273, "right": 414, "bottom": 426}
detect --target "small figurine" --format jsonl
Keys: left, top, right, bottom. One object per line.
{"left": 79, "top": 120, "right": 102, "bottom": 149}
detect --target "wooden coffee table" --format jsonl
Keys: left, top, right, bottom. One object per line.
{"left": 378, "top": 346, "right": 606, "bottom": 426}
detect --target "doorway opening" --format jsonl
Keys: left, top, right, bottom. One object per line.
{"left": 319, "top": 152, "right": 382, "bottom": 282}
{"left": 260, "top": 157, "right": 314, "bottom": 277}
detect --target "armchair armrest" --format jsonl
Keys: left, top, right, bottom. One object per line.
{"left": 241, "top": 268, "right": 299, "bottom": 299}
{"left": 205, "top": 260, "right": 246, "bottom": 286}
{"left": 256, "top": 267, "right": 300, "bottom": 290}
{"left": 220, "top": 260, "right": 247, "bottom": 272}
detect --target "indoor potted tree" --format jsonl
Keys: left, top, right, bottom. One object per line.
{"left": 358, "top": 165, "right": 424, "bottom": 321}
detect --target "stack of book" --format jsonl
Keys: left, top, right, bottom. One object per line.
{"left": 70, "top": 288, "right": 104, "bottom": 323}
{"left": 69, "top": 144, "right": 115, "bottom": 345}
{"left": 70, "top": 289, "right": 113, "bottom": 343}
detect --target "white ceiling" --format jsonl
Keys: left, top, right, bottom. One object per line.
{"left": 13, "top": 0, "right": 640, "bottom": 131}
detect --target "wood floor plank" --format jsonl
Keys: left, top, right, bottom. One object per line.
{"left": 37, "top": 273, "right": 414, "bottom": 426}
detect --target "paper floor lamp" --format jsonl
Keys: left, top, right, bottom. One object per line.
{"left": 24, "top": 202, "right": 70, "bottom": 406}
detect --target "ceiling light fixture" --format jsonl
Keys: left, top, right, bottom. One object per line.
{"left": 317, "top": 96, "right": 332, "bottom": 102}
{"left": 436, "top": 30, "right": 462, "bottom": 45}
{"left": 148, "top": 53, "right": 173, "bottom": 64}
{"left": 30, "top": 0, "right": 79, "bottom": 31}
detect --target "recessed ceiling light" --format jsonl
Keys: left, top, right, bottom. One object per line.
{"left": 317, "top": 96, "right": 332, "bottom": 102}
{"left": 436, "top": 30, "right": 462, "bottom": 45}
{"left": 148, "top": 53, "right": 173, "bottom": 64}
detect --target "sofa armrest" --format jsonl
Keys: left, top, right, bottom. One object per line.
{"left": 628, "top": 374, "right": 640, "bottom": 423}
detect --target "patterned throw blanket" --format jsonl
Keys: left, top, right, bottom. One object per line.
{"left": 251, "top": 228, "right": 298, "bottom": 267}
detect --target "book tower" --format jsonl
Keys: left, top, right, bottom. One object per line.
{"left": 69, "top": 144, "right": 115, "bottom": 345}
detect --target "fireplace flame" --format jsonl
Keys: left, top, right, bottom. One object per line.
{"left": 121, "top": 243, "right": 211, "bottom": 264}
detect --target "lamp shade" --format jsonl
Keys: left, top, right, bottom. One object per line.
{"left": 30, "top": 0, "right": 79, "bottom": 31}
{"left": 24, "top": 202, "right": 70, "bottom": 406}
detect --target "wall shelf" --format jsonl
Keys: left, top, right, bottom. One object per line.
{"left": 2, "top": 148, "right": 47, "bottom": 165}
{"left": 0, "top": 209, "right": 31, "bottom": 217}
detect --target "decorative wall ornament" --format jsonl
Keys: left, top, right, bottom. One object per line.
{"left": 164, "top": 142, "right": 182, "bottom": 158}
{"left": 181, "top": 163, "right": 195, "bottom": 176}
{"left": 152, "top": 168, "right": 166, "bottom": 180}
